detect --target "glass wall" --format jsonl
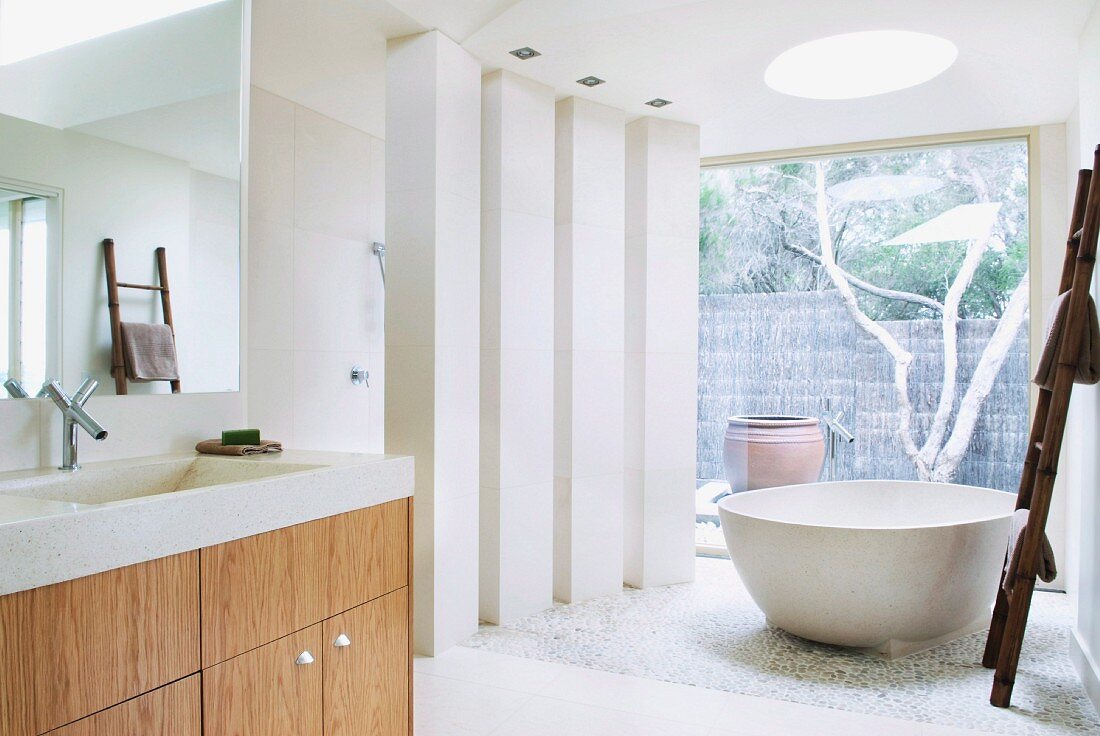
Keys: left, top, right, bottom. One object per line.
{"left": 696, "top": 139, "right": 1030, "bottom": 551}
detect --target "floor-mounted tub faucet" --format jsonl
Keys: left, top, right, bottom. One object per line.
{"left": 821, "top": 399, "right": 855, "bottom": 482}
{"left": 43, "top": 378, "right": 108, "bottom": 472}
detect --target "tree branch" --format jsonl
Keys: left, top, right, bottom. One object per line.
{"left": 781, "top": 240, "right": 945, "bottom": 313}
{"left": 812, "top": 162, "right": 925, "bottom": 474}
{"left": 931, "top": 273, "right": 1030, "bottom": 481}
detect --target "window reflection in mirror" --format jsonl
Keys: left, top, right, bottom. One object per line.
{"left": 1, "top": 189, "right": 54, "bottom": 391}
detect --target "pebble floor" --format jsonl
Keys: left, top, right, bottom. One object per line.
{"left": 465, "top": 557, "right": 1098, "bottom": 735}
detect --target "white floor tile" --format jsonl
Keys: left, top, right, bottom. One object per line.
{"left": 414, "top": 648, "right": 564, "bottom": 693}
{"left": 490, "top": 696, "right": 708, "bottom": 736}
{"left": 414, "top": 672, "right": 531, "bottom": 736}
{"left": 415, "top": 646, "right": 1004, "bottom": 736}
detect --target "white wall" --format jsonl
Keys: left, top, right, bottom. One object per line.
{"left": 553, "top": 97, "right": 626, "bottom": 603}
{"left": 479, "top": 70, "right": 556, "bottom": 624}
{"left": 0, "top": 391, "right": 244, "bottom": 473}
{"left": 185, "top": 170, "right": 241, "bottom": 394}
{"left": 245, "top": 86, "right": 384, "bottom": 452}
{"left": 386, "top": 31, "right": 482, "bottom": 655}
{"left": 623, "top": 117, "right": 700, "bottom": 589}
{"left": 1069, "top": 1, "right": 1100, "bottom": 711}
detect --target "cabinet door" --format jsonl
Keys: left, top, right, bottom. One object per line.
{"left": 203, "top": 624, "right": 323, "bottom": 736}
{"left": 46, "top": 674, "right": 200, "bottom": 736}
{"left": 324, "top": 588, "right": 410, "bottom": 736}
{"left": 327, "top": 499, "right": 409, "bottom": 615}
{"left": 33, "top": 552, "right": 200, "bottom": 733}
{"left": 201, "top": 520, "right": 327, "bottom": 666}
{"left": 0, "top": 589, "right": 34, "bottom": 736}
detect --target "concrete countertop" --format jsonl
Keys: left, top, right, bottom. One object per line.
{"left": 0, "top": 450, "right": 414, "bottom": 596}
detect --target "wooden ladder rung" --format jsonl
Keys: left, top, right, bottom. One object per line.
{"left": 116, "top": 282, "right": 166, "bottom": 292}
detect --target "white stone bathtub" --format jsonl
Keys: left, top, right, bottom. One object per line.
{"left": 718, "top": 480, "right": 1016, "bottom": 658}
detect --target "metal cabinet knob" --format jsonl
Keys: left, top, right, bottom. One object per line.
{"left": 295, "top": 651, "right": 315, "bottom": 665}
{"left": 350, "top": 366, "right": 369, "bottom": 387}
{"left": 333, "top": 633, "right": 351, "bottom": 648}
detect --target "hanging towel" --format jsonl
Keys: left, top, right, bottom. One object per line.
{"left": 195, "top": 439, "right": 283, "bottom": 456}
{"left": 120, "top": 322, "right": 180, "bottom": 382}
{"left": 1003, "top": 509, "right": 1057, "bottom": 594}
{"left": 1033, "top": 289, "right": 1100, "bottom": 390}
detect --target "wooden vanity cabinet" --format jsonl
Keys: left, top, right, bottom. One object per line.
{"left": 31, "top": 552, "right": 200, "bottom": 734}
{"left": 0, "top": 589, "right": 35, "bottom": 736}
{"left": 324, "top": 588, "right": 410, "bottom": 736}
{"left": 203, "top": 625, "right": 324, "bottom": 736}
{"left": 0, "top": 497, "right": 411, "bottom": 736}
{"left": 203, "top": 588, "right": 409, "bottom": 736}
{"left": 200, "top": 499, "right": 409, "bottom": 667}
{"left": 0, "top": 553, "right": 199, "bottom": 736}
{"left": 45, "top": 675, "right": 201, "bottom": 736}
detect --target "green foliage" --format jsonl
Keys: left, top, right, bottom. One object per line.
{"left": 699, "top": 140, "right": 1030, "bottom": 320}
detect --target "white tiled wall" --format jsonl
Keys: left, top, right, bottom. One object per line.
{"left": 0, "top": 392, "right": 245, "bottom": 474}
{"left": 480, "top": 70, "right": 556, "bottom": 624}
{"left": 553, "top": 97, "right": 627, "bottom": 604}
{"left": 623, "top": 117, "right": 701, "bottom": 589}
{"left": 386, "top": 31, "right": 482, "bottom": 656}
{"left": 246, "top": 86, "right": 385, "bottom": 453}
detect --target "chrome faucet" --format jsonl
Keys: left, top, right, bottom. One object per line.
{"left": 4, "top": 378, "right": 48, "bottom": 399}
{"left": 43, "top": 379, "right": 108, "bottom": 472}
{"left": 821, "top": 399, "right": 855, "bottom": 482}
{"left": 3, "top": 378, "right": 30, "bottom": 398}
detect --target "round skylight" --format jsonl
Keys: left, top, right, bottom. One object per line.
{"left": 764, "top": 31, "right": 958, "bottom": 100}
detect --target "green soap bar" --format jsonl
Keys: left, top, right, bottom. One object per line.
{"left": 222, "top": 428, "right": 261, "bottom": 446}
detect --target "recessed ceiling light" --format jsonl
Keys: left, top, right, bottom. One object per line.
{"left": 577, "top": 76, "right": 606, "bottom": 87}
{"left": 0, "top": 0, "right": 226, "bottom": 66}
{"left": 509, "top": 47, "right": 540, "bottom": 60}
{"left": 764, "top": 31, "right": 958, "bottom": 100}
{"left": 645, "top": 98, "right": 672, "bottom": 108}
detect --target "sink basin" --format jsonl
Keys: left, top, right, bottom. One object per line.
{"left": 0, "top": 456, "right": 324, "bottom": 506}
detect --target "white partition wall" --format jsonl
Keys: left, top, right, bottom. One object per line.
{"left": 623, "top": 117, "right": 700, "bottom": 588}
{"left": 553, "top": 97, "right": 627, "bottom": 603}
{"left": 480, "top": 71, "right": 556, "bottom": 623}
{"left": 385, "top": 31, "right": 481, "bottom": 655}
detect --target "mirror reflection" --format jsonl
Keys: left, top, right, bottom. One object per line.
{"left": 0, "top": 0, "right": 243, "bottom": 397}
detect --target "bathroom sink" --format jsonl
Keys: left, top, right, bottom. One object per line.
{"left": 0, "top": 456, "right": 324, "bottom": 506}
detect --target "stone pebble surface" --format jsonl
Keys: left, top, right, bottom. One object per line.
{"left": 465, "top": 557, "right": 1098, "bottom": 736}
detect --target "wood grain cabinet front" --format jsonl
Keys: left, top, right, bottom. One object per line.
{"left": 201, "top": 498, "right": 409, "bottom": 667}
{"left": 45, "top": 675, "right": 201, "bottom": 736}
{"left": 324, "top": 588, "right": 410, "bottom": 736}
{"left": 0, "top": 589, "right": 34, "bottom": 736}
{"left": 203, "top": 590, "right": 410, "bottom": 736}
{"left": 203, "top": 624, "right": 324, "bottom": 736}
{"left": 32, "top": 553, "right": 200, "bottom": 734}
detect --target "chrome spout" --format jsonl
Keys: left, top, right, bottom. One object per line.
{"left": 3, "top": 378, "right": 29, "bottom": 398}
{"left": 43, "top": 379, "right": 107, "bottom": 471}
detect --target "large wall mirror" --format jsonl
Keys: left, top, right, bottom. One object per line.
{"left": 0, "top": 0, "right": 243, "bottom": 398}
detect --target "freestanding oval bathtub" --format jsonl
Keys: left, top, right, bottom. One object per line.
{"left": 718, "top": 480, "right": 1015, "bottom": 658}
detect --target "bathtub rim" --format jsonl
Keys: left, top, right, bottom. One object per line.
{"left": 717, "top": 478, "right": 1015, "bottom": 532}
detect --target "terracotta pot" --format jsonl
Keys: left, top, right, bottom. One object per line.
{"left": 723, "top": 415, "right": 825, "bottom": 493}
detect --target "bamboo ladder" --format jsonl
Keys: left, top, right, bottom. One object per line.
{"left": 102, "top": 239, "right": 180, "bottom": 395}
{"left": 982, "top": 145, "right": 1100, "bottom": 707}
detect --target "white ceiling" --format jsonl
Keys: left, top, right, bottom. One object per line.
{"left": 0, "top": 0, "right": 241, "bottom": 176}
{"left": 0, "top": 0, "right": 240, "bottom": 130}
{"left": 387, "top": 0, "right": 1096, "bottom": 157}
{"left": 250, "top": 0, "right": 422, "bottom": 141}
{"left": 73, "top": 93, "right": 241, "bottom": 180}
